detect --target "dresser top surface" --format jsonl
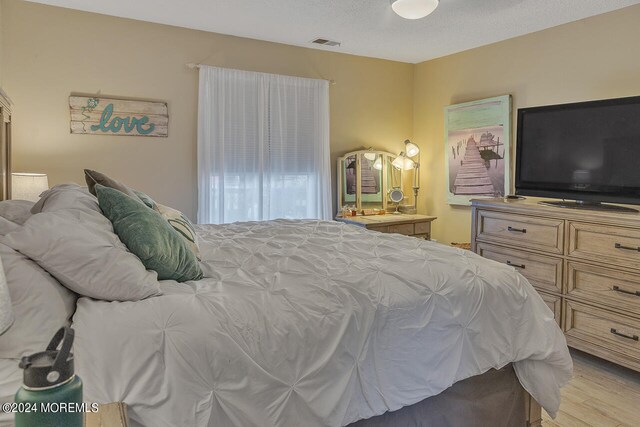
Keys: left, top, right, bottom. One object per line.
{"left": 336, "top": 213, "right": 437, "bottom": 227}
{"left": 471, "top": 198, "right": 640, "bottom": 227}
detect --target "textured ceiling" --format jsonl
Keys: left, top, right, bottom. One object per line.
{"left": 26, "top": 0, "right": 640, "bottom": 63}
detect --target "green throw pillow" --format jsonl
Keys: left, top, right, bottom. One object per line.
{"left": 132, "top": 189, "right": 158, "bottom": 210}
{"left": 96, "top": 185, "right": 203, "bottom": 282}
{"left": 130, "top": 190, "right": 200, "bottom": 259}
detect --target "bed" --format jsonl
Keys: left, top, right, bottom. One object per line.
{"left": 0, "top": 185, "right": 572, "bottom": 427}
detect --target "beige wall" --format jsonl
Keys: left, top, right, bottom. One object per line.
{"left": 4, "top": 0, "right": 640, "bottom": 235}
{"left": 414, "top": 5, "right": 640, "bottom": 244}
{"left": 0, "top": 0, "right": 4, "bottom": 86}
{"left": 1, "top": 0, "right": 414, "bottom": 220}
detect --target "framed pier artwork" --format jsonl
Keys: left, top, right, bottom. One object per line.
{"left": 444, "top": 95, "right": 511, "bottom": 205}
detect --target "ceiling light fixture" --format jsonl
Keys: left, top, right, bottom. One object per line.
{"left": 390, "top": 0, "right": 439, "bottom": 20}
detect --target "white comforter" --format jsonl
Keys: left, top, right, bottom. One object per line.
{"left": 72, "top": 220, "right": 572, "bottom": 427}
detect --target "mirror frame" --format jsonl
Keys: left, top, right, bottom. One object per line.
{"left": 336, "top": 150, "right": 401, "bottom": 212}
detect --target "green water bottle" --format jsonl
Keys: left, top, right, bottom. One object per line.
{"left": 15, "top": 327, "right": 83, "bottom": 427}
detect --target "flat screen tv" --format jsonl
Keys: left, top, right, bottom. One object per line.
{"left": 515, "top": 96, "right": 640, "bottom": 212}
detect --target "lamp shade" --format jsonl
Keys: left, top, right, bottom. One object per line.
{"left": 392, "top": 153, "right": 415, "bottom": 171}
{"left": 402, "top": 157, "right": 416, "bottom": 170}
{"left": 0, "top": 258, "right": 13, "bottom": 336}
{"left": 12, "top": 173, "right": 49, "bottom": 202}
{"left": 392, "top": 154, "right": 406, "bottom": 170}
{"left": 373, "top": 156, "right": 383, "bottom": 170}
{"left": 363, "top": 151, "right": 377, "bottom": 161}
{"left": 391, "top": 0, "right": 439, "bottom": 20}
{"left": 404, "top": 140, "right": 420, "bottom": 157}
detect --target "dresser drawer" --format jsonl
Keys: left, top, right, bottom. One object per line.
{"left": 539, "top": 291, "right": 562, "bottom": 326}
{"left": 568, "top": 222, "right": 640, "bottom": 268}
{"left": 388, "top": 223, "right": 414, "bottom": 236}
{"left": 565, "top": 300, "right": 640, "bottom": 363}
{"left": 476, "top": 243, "right": 562, "bottom": 293}
{"left": 414, "top": 221, "right": 431, "bottom": 235}
{"left": 475, "top": 210, "right": 564, "bottom": 254}
{"left": 567, "top": 262, "right": 640, "bottom": 317}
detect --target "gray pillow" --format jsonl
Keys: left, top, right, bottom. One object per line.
{"left": 0, "top": 243, "right": 77, "bottom": 358}
{"left": 84, "top": 169, "right": 143, "bottom": 203}
{"left": 3, "top": 208, "right": 162, "bottom": 302}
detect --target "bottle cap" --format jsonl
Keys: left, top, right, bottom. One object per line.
{"left": 19, "top": 327, "right": 75, "bottom": 389}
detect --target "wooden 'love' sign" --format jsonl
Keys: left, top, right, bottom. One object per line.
{"left": 69, "top": 96, "right": 168, "bottom": 137}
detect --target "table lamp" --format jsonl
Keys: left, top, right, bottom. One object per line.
{"left": 12, "top": 173, "right": 49, "bottom": 201}
{"left": 404, "top": 139, "right": 421, "bottom": 208}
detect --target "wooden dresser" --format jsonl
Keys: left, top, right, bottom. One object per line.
{"left": 336, "top": 214, "right": 437, "bottom": 240}
{"left": 471, "top": 198, "right": 640, "bottom": 372}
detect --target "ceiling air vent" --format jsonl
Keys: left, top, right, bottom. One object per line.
{"left": 311, "top": 38, "right": 341, "bottom": 47}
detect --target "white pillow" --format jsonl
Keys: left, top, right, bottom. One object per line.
{"left": 30, "top": 183, "right": 98, "bottom": 215}
{"left": 2, "top": 209, "right": 162, "bottom": 302}
{"left": 0, "top": 359, "right": 22, "bottom": 426}
{"left": 0, "top": 200, "right": 34, "bottom": 225}
{"left": 0, "top": 218, "right": 19, "bottom": 237}
{"left": 0, "top": 243, "right": 77, "bottom": 358}
{"left": 0, "top": 257, "right": 12, "bottom": 336}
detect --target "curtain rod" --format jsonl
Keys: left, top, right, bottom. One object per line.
{"left": 186, "top": 63, "right": 336, "bottom": 85}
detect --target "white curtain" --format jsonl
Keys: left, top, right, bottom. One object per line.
{"left": 197, "top": 66, "right": 331, "bottom": 224}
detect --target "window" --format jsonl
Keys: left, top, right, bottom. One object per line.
{"left": 197, "top": 66, "right": 331, "bottom": 224}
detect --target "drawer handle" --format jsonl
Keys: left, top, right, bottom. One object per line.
{"left": 612, "top": 285, "right": 640, "bottom": 297}
{"left": 614, "top": 243, "right": 640, "bottom": 252}
{"left": 507, "top": 226, "right": 527, "bottom": 234}
{"left": 506, "top": 261, "right": 525, "bottom": 269}
{"left": 610, "top": 328, "right": 639, "bottom": 341}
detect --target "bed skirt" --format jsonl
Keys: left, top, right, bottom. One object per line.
{"left": 348, "top": 364, "right": 528, "bottom": 427}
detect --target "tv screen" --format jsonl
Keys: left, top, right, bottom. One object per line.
{"left": 515, "top": 96, "right": 640, "bottom": 205}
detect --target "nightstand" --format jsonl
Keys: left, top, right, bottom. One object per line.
{"left": 336, "top": 214, "right": 437, "bottom": 239}
{"left": 85, "top": 402, "right": 129, "bottom": 427}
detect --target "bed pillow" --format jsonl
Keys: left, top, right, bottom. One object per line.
{"left": 132, "top": 189, "right": 157, "bottom": 210}
{"left": 130, "top": 190, "right": 200, "bottom": 259}
{"left": 31, "top": 183, "right": 100, "bottom": 215}
{"left": 96, "top": 185, "right": 203, "bottom": 282}
{"left": 0, "top": 258, "right": 12, "bottom": 336}
{"left": 156, "top": 203, "right": 201, "bottom": 260}
{"left": 2, "top": 209, "right": 162, "bottom": 301}
{"left": 0, "top": 217, "right": 20, "bottom": 236}
{"left": 0, "top": 359, "right": 23, "bottom": 426}
{"left": 83, "top": 172, "right": 201, "bottom": 259}
{"left": 84, "top": 169, "right": 143, "bottom": 203}
{"left": 0, "top": 200, "right": 34, "bottom": 225}
{"left": 0, "top": 243, "right": 77, "bottom": 358}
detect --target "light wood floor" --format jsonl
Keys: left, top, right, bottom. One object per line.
{"left": 542, "top": 350, "right": 640, "bottom": 427}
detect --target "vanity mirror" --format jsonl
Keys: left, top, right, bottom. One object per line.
{"left": 337, "top": 150, "right": 407, "bottom": 212}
